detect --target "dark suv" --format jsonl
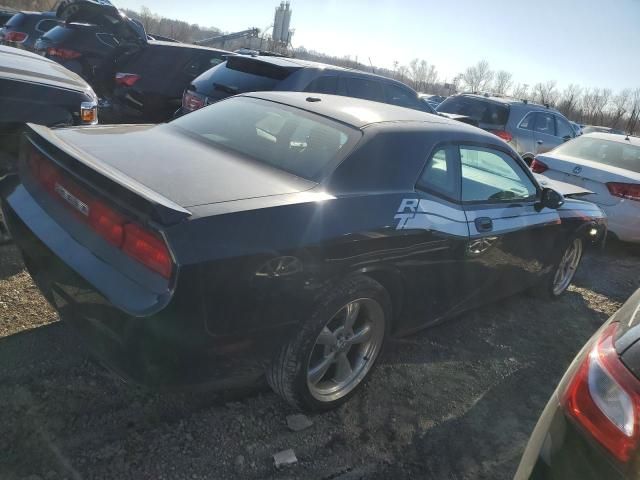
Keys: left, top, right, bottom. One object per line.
{"left": 1, "top": 11, "right": 61, "bottom": 51}
{"left": 109, "top": 42, "right": 231, "bottom": 122}
{"left": 179, "top": 55, "right": 434, "bottom": 116}
{"left": 437, "top": 93, "right": 576, "bottom": 164}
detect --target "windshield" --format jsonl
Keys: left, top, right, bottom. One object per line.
{"left": 554, "top": 136, "right": 640, "bottom": 173}
{"left": 171, "top": 96, "right": 359, "bottom": 180}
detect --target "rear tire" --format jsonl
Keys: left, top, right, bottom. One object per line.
{"left": 531, "top": 237, "right": 583, "bottom": 299}
{"left": 266, "top": 275, "right": 391, "bottom": 412}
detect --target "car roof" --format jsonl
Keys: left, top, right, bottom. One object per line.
{"left": 583, "top": 132, "right": 640, "bottom": 146}
{"left": 454, "top": 93, "right": 558, "bottom": 111}
{"left": 240, "top": 91, "right": 489, "bottom": 133}
{"left": 146, "top": 40, "right": 233, "bottom": 53}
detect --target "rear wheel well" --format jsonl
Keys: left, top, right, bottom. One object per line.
{"left": 362, "top": 269, "right": 404, "bottom": 331}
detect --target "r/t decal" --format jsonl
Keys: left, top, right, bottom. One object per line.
{"left": 394, "top": 198, "right": 419, "bottom": 230}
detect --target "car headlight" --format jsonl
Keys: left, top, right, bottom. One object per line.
{"left": 80, "top": 101, "right": 98, "bottom": 125}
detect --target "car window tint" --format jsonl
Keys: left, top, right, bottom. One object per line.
{"left": 171, "top": 96, "right": 359, "bottom": 181}
{"left": 555, "top": 116, "right": 574, "bottom": 139}
{"left": 305, "top": 76, "right": 338, "bottom": 94}
{"left": 345, "top": 77, "right": 384, "bottom": 101}
{"left": 385, "top": 83, "right": 419, "bottom": 109}
{"left": 417, "top": 147, "right": 458, "bottom": 199}
{"left": 37, "top": 19, "right": 59, "bottom": 32}
{"left": 553, "top": 137, "right": 640, "bottom": 173}
{"left": 519, "top": 113, "right": 534, "bottom": 130}
{"left": 460, "top": 147, "right": 537, "bottom": 202}
{"left": 534, "top": 112, "right": 556, "bottom": 136}
{"left": 184, "top": 52, "right": 226, "bottom": 77}
{"left": 437, "top": 96, "right": 509, "bottom": 126}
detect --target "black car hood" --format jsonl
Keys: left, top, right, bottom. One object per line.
{"left": 55, "top": 0, "right": 147, "bottom": 44}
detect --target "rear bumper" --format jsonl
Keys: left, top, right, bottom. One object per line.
{"left": 600, "top": 202, "right": 640, "bottom": 243}
{"left": 1, "top": 183, "right": 285, "bottom": 390}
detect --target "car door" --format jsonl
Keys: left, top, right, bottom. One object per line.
{"left": 458, "top": 144, "right": 562, "bottom": 305}
{"left": 533, "top": 111, "right": 561, "bottom": 154}
{"left": 397, "top": 145, "right": 472, "bottom": 327}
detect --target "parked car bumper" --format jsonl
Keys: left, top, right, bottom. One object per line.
{"left": 600, "top": 201, "right": 640, "bottom": 243}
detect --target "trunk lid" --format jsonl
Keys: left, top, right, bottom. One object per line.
{"left": 536, "top": 152, "right": 640, "bottom": 206}
{"left": 55, "top": 0, "right": 147, "bottom": 44}
{"left": 32, "top": 123, "right": 315, "bottom": 210}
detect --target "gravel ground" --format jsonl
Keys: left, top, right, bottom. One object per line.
{"left": 1, "top": 241, "right": 639, "bottom": 480}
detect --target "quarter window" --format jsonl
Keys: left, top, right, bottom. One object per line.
{"left": 305, "top": 76, "right": 338, "bottom": 94}
{"left": 519, "top": 113, "right": 534, "bottom": 130}
{"left": 417, "top": 147, "right": 459, "bottom": 199}
{"left": 555, "top": 116, "right": 574, "bottom": 139}
{"left": 460, "top": 147, "right": 537, "bottom": 202}
{"left": 384, "top": 83, "right": 419, "bottom": 109}
{"left": 534, "top": 112, "right": 556, "bottom": 136}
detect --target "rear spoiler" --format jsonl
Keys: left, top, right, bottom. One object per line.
{"left": 23, "top": 124, "right": 191, "bottom": 225}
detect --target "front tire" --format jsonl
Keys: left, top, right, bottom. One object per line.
{"left": 267, "top": 275, "right": 390, "bottom": 412}
{"left": 532, "top": 237, "right": 583, "bottom": 298}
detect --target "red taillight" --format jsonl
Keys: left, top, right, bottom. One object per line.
{"left": 25, "top": 147, "right": 173, "bottom": 278}
{"left": 47, "top": 47, "right": 82, "bottom": 60}
{"left": 122, "top": 224, "right": 172, "bottom": 279}
{"left": 607, "top": 182, "right": 640, "bottom": 202}
{"left": 114, "top": 72, "right": 142, "bottom": 87}
{"left": 530, "top": 158, "right": 549, "bottom": 174}
{"left": 562, "top": 323, "right": 640, "bottom": 463}
{"left": 5, "top": 31, "right": 28, "bottom": 43}
{"left": 182, "top": 91, "right": 205, "bottom": 112}
{"left": 490, "top": 130, "right": 513, "bottom": 142}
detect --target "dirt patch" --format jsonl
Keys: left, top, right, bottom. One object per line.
{"left": 1, "top": 242, "right": 639, "bottom": 480}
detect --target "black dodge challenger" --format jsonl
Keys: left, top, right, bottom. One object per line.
{"left": 1, "top": 92, "right": 606, "bottom": 411}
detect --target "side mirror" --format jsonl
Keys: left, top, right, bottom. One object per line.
{"left": 539, "top": 188, "right": 564, "bottom": 210}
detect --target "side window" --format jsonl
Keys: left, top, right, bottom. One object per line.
{"left": 519, "top": 113, "right": 534, "bottom": 130}
{"left": 36, "top": 19, "right": 59, "bottom": 32}
{"left": 555, "top": 116, "right": 574, "bottom": 139}
{"left": 460, "top": 146, "right": 537, "bottom": 202}
{"left": 417, "top": 146, "right": 459, "bottom": 200}
{"left": 534, "top": 112, "right": 556, "bottom": 136}
{"left": 384, "top": 83, "right": 420, "bottom": 109}
{"left": 345, "top": 77, "right": 384, "bottom": 102}
{"left": 304, "top": 76, "right": 338, "bottom": 94}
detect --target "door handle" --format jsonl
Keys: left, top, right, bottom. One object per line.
{"left": 536, "top": 140, "right": 544, "bottom": 145}
{"left": 475, "top": 217, "right": 493, "bottom": 233}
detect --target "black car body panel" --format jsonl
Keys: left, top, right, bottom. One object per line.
{"left": 1, "top": 11, "right": 61, "bottom": 51}
{"left": 516, "top": 288, "right": 640, "bottom": 480}
{"left": 0, "top": 45, "right": 97, "bottom": 174}
{"left": 1, "top": 93, "right": 606, "bottom": 389}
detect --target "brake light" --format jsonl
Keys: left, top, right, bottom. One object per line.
{"left": 25, "top": 147, "right": 173, "bottom": 278}
{"left": 115, "top": 72, "right": 141, "bottom": 87}
{"left": 182, "top": 91, "right": 205, "bottom": 112}
{"left": 47, "top": 47, "right": 81, "bottom": 60}
{"left": 607, "top": 182, "right": 640, "bottom": 202}
{"left": 490, "top": 130, "right": 513, "bottom": 142}
{"left": 123, "top": 224, "right": 172, "bottom": 278}
{"left": 530, "top": 158, "right": 549, "bottom": 174}
{"left": 562, "top": 323, "right": 640, "bottom": 463}
{"left": 5, "top": 31, "right": 28, "bottom": 43}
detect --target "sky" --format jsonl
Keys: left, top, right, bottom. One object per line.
{"left": 114, "top": 0, "right": 640, "bottom": 92}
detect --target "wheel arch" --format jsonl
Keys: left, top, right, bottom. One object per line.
{"left": 356, "top": 266, "right": 406, "bottom": 333}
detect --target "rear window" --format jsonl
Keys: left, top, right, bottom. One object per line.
{"left": 5, "top": 13, "right": 25, "bottom": 27}
{"left": 553, "top": 136, "right": 640, "bottom": 174}
{"left": 200, "top": 57, "right": 298, "bottom": 95}
{"left": 437, "top": 96, "right": 509, "bottom": 126}
{"left": 170, "top": 96, "right": 360, "bottom": 181}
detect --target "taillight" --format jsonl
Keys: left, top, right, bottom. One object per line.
{"left": 25, "top": 147, "right": 173, "bottom": 279}
{"left": 115, "top": 72, "right": 141, "bottom": 87}
{"left": 607, "top": 182, "right": 640, "bottom": 202}
{"left": 47, "top": 47, "right": 81, "bottom": 60}
{"left": 562, "top": 323, "right": 640, "bottom": 463}
{"left": 122, "top": 224, "right": 172, "bottom": 278}
{"left": 530, "top": 158, "right": 549, "bottom": 174}
{"left": 182, "top": 91, "right": 206, "bottom": 112}
{"left": 5, "top": 31, "right": 28, "bottom": 43}
{"left": 490, "top": 130, "right": 513, "bottom": 142}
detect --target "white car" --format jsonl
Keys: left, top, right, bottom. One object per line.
{"left": 531, "top": 132, "right": 640, "bottom": 242}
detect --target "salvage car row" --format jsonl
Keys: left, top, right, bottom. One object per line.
{"left": 2, "top": 2, "right": 640, "bottom": 480}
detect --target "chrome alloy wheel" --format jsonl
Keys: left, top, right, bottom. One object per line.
{"left": 552, "top": 238, "right": 583, "bottom": 295}
{"left": 306, "top": 298, "right": 385, "bottom": 402}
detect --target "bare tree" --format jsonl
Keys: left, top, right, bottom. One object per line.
{"left": 460, "top": 60, "right": 494, "bottom": 93}
{"left": 627, "top": 89, "right": 640, "bottom": 134}
{"left": 557, "top": 84, "right": 582, "bottom": 118}
{"left": 532, "top": 81, "right": 559, "bottom": 107}
{"left": 493, "top": 70, "right": 513, "bottom": 95}
{"left": 595, "top": 88, "right": 612, "bottom": 124}
{"left": 609, "top": 89, "right": 631, "bottom": 128}
{"left": 511, "top": 83, "right": 530, "bottom": 100}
